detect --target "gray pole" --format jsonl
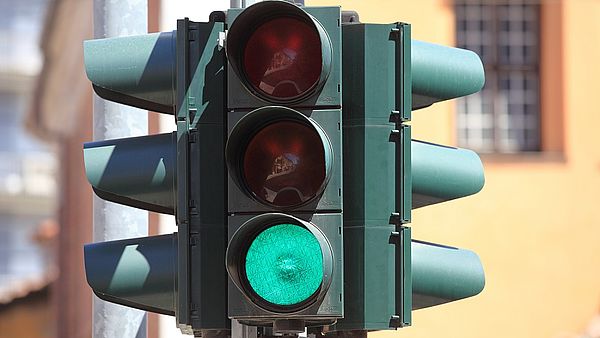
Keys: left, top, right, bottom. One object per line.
{"left": 92, "top": 1, "right": 148, "bottom": 338}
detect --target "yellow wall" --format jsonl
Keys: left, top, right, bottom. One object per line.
{"left": 307, "top": 1, "right": 600, "bottom": 337}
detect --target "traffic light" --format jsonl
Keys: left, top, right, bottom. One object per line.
{"left": 335, "top": 21, "right": 486, "bottom": 332}
{"left": 82, "top": 2, "right": 487, "bottom": 336}
{"left": 224, "top": 1, "right": 343, "bottom": 333}
{"left": 82, "top": 18, "right": 229, "bottom": 335}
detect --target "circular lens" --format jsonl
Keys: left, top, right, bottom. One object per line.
{"left": 243, "top": 17, "right": 322, "bottom": 101}
{"left": 242, "top": 120, "right": 327, "bottom": 208}
{"left": 244, "top": 223, "right": 323, "bottom": 306}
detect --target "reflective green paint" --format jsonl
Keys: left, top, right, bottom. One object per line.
{"left": 84, "top": 31, "right": 175, "bottom": 113}
{"left": 151, "top": 158, "right": 167, "bottom": 184}
{"left": 108, "top": 244, "right": 151, "bottom": 292}
{"left": 245, "top": 224, "right": 323, "bottom": 306}
{"left": 83, "top": 132, "right": 176, "bottom": 214}
{"left": 411, "top": 40, "right": 485, "bottom": 109}
{"left": 411, "top": 240, "right": 485, "bottom": 309}
{"left": 84, "top": 234, "right": 177, "bottom": 315}
{"left": 84, "top": 144, "right": 113, "bottom": 186}
{"left": 412, "top": 140, "right": 485, "bottom": 208}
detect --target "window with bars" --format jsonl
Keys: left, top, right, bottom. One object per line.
{"left": 456, "top": 2, "right": 540, "bottom": 153}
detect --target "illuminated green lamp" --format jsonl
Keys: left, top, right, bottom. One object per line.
{"left": 227, "top": 214, "right": 333, "bottom": 312}
{"left": 245, "top": 223, "right": 324, "bottom": 306}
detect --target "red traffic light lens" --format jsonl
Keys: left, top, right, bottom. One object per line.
{"left": 243, "top": 120, "right": 326, "bottom": 208}
{"left": 243, "top": 17, "right": 322, "bottom": 101}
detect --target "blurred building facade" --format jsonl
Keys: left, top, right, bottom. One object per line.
{"left": 26, "top": 0, "right": 93, "bottom": 337}
{"left": 0, "top": 0, "right": 58, "bottom": 337}
{"left": 25, "top": 0, "right": 600, "bottom": 338}
{"left": 26, "top": 0, "right": 228, "bottom": 337}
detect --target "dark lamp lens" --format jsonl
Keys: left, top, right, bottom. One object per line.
{"left": 243, "top": 120, "right": 326, "bottom": 208}
{"left": 243, "top": 17, "right": 322, "bottom": 101}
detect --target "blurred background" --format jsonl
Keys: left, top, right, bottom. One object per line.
{"left": 1, "top": 0, "right": 599, "bottom": 337}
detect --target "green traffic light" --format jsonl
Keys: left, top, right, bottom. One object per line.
{"left": 245, "top": 223, "right": 323, "bottom": 306}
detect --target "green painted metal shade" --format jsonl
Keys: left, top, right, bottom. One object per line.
{"left": 83, "top": 132, "right": 176, "bottom": 214}
{"left": 412, "top": 140, "right": 485, "bottom": 208}
{"left": 84, "top": 234, "right": 177, "bottom": 315}
{"left": 245, "top": 224, "right": 323, "bottom": 306}
{"left": 412, "top": 40, "right": 485, "bottom": 109}
{"left": 84, "top": 31, "right": 176, "bottom": 114}
{"left": 412, "top": 240, "right": 485, "bottom": 309}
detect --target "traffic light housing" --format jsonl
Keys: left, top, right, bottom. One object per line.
{"left": 83, "top": 19, "right": 228, "bottom": 336}
{"left": 336, "top": 21, "right": 486, "bottom": 332}
{"left": 224, "top": 2, "right": 343, "bottom": 332}
{"left": 82, "top": 1, "right": 487, "bottom": 336}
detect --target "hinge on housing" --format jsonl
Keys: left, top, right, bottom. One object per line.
{"left": 389, "top": 217, "right": 407, "bottom": 245}
{"left": 389, "top": 315, "right": 401, "bottom": 329}
{"left": 389, "top": 212, "right": 402, "bottom": 225}
{"left": 390, "top": 110, "right": 409, "bottom": 124}
{"left": 188, "top": 198, "right": 197, "bottom": 208}
{"left": 391, "top": 209, "right": 410, "bottom": 226}
{"left": 188, "top": 29, "right": 198, "bottom": 41}
{"left": 189, "top": 129, "right": 198, "bottom": 143}
{"left": 390, "top": 22, "right": 408, "bottom": 40}
{"left": 389, "top": 231, "right": 401, "bottom": 246}
{"left": 190, "top": 235, "right": 200, "bottom": 246}
{"left": 389, "top": 129, "right": 400, "bottom": 142}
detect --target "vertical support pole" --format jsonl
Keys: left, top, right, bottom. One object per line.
{"left": 92, "top": 1, "right": 148, "bottom": 338}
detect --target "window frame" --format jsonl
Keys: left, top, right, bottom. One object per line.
{"left": 455, "top": 2, "right": 544, "bottom": 154}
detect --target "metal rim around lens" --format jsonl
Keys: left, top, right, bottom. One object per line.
{"left": 225, "top": 213, "right": 334, "bottom": 314}
{"left": 225, "top": 107, "right": 334, "bottom": 210}
{"left": 240, "top": 222, "right": 323, "bottom": 311}
{"left": 226, "top": 1, "right": 333, "bottom": 104}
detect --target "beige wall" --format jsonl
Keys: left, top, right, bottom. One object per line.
{"left": 307, "top": 1, "right": 600, "bottom": 337}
